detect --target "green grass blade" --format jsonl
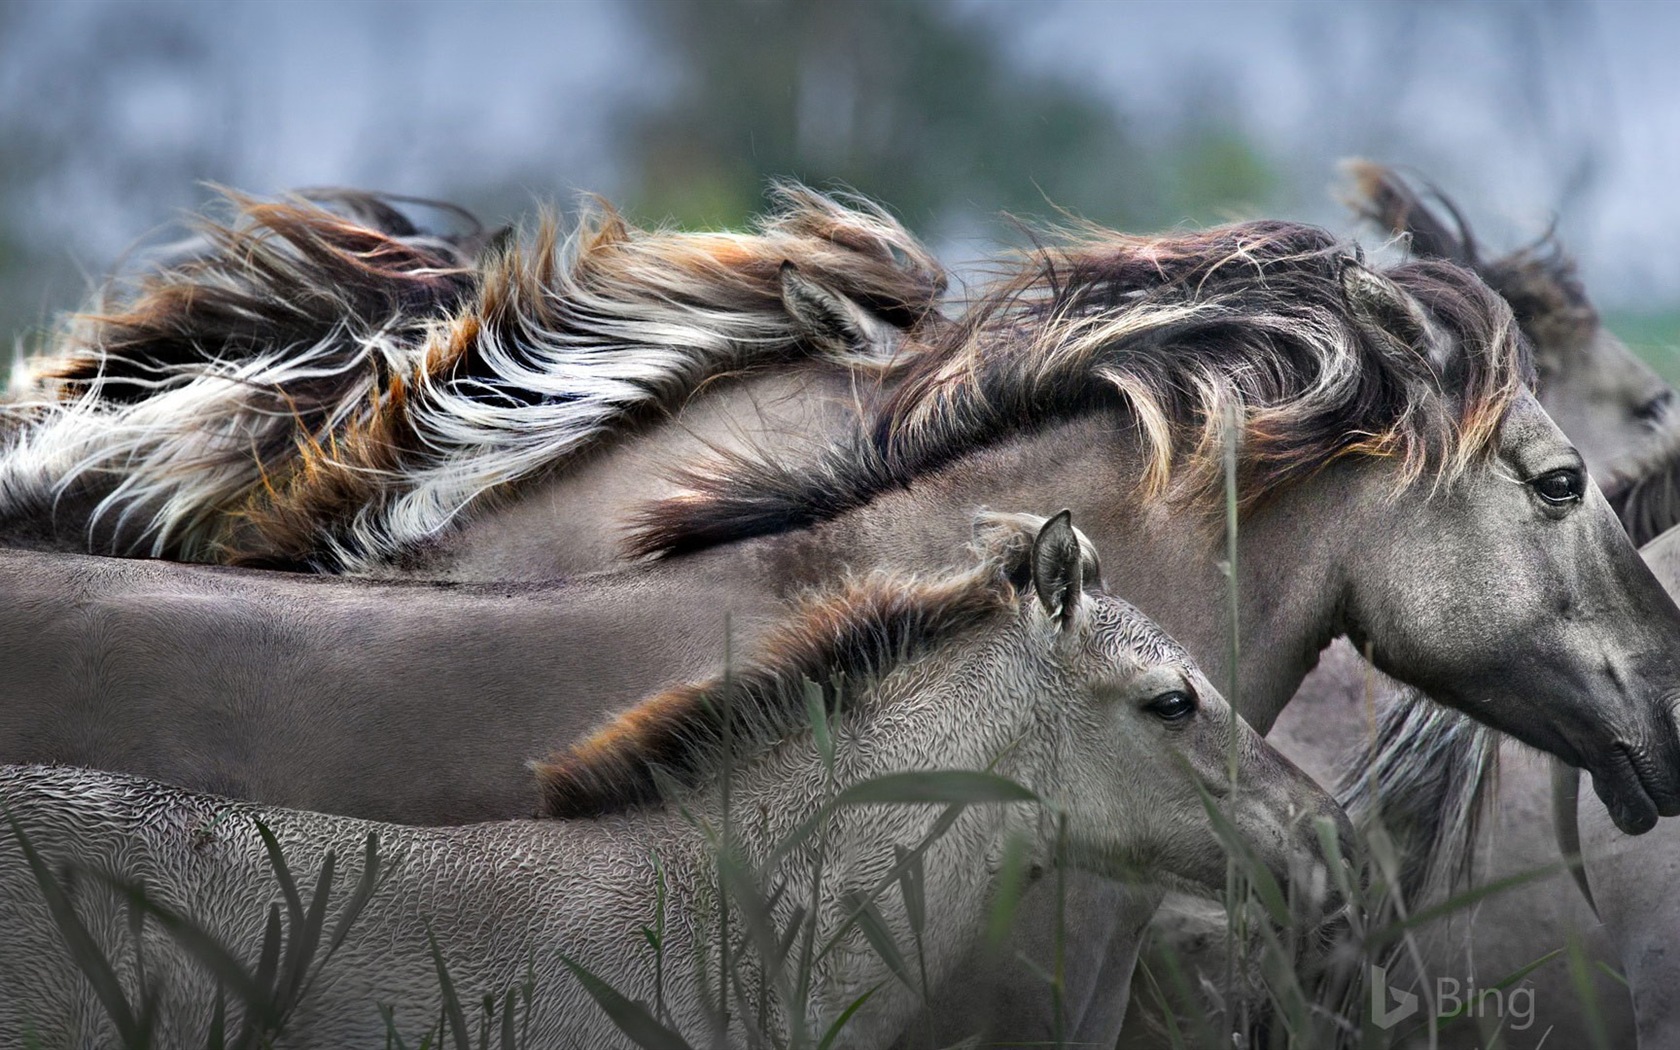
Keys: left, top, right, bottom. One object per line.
{"left": 556, "top": 950, "right": 695, "bottom": 1050}
{"left": 845, "top": 893, "right": 917, "bottom": 993}
{"left": 1566, "top": 933, "right": 1610, "bottom": 1050}
{"left": 1368, "top": 861, "right": 1569, "bottom": 947}
{"left": 253, "top": 821, "right": 306, "bottom": 947}
{"left": 425, "top": 926, "right": 473, "bottom": 1050}
{"left": 498, "top": 987, "right": 517, "bottom": 1050}
{"left": 814, "top": 985, "right": 880, "bottom": 1050}
{"left": 381, "top": 1004, "right": 413, "bottom": 1050}
{"left": 252, "top": 903, "right": 283, "bottom": 1007}
{"left": 892, "top": 846, "right": 926, "bottom": 940}
{"left": 324, "top": 832, "right": 383, "bottom": 960}
{"left": 5, "top": 812, "right": 145, "bottom": 1044}
{"left": 983, "top": 832, "right": 1030, "bottom": 954}
{"left": 804, "top": 678, "right": 835, "bottom": 774}
{"left": 278, "top": 846, "right": 337, "bottom": 1006}
{"left": 203, "top": 986, "right": 227, "bottom": 1050}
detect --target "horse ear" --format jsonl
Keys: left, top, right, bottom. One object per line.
{"left": 1340, "top": 258, "right": 1436, "bottom": 365}
{"left": 1340, "top": 159, "right": 1478, "bottom": 266}
{"left": 1032, "top": 510, "right": 1084, "bottom": 631}
{"left": 779, "top": 261, "right": 903, "bottom": 361}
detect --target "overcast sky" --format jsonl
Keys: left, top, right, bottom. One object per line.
{"left": 6, "top": 0, "right": 1678, "bottom": 308}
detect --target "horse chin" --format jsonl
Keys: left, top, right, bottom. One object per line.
{"left": 1590, "top": 748, "right": 1662, "bottom": 836}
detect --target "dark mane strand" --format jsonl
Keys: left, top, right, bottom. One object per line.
{"left": 1342, "top": 159, "right": 1479, "bottom": 266}
{"left": 630, "top": 221, "right": 1528, "bottom": 558}
{"left": 1344, "top": 160, "right": 1597, "bottom": 360}
{"left": 35, "top": 189, "right": 481, "bottom": 404}
{"left": 534, "top": 569, "right": 1013, "bottom": 819}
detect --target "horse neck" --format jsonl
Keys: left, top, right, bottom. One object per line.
{"left": 635, "top": 633, "right": 1045, "bottom": 1041}
{"left": 765, "top": 414, "right": 1348, "bottom": 732}
{"left": 433, "top": 363, "right": 891, "bottom": 580}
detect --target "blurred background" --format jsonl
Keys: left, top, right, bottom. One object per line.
{"left": 2, "top": 0, "right": 1677, "bottom": 378}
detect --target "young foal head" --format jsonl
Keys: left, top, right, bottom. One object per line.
{"left": 536, "top": 510, "right": 1347, "bottom": 905}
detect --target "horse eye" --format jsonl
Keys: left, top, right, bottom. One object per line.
{"left": 1144, "top": 690, "right": 1197, "bottom": 723}
{"left": 1531, "top": 468, "right": 1584, "bottom": 506}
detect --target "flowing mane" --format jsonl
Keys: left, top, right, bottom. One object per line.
{"left": 1344, "top": 159, "right": 1599, "bottom": 364}
{"left": 534, "top": 564, "right": 1015, "bottom": 819}
{"left": 630, "top": 220, "right": 1529, "bottom": 558}
{"left": 1609, "top": 447, "right": 1680, "bottom": 547}
{"left": 0, "top": 185, "right": 947, "bottom": 568}
{"left": 0, "top": 189, "right": 483, "bottom": 556}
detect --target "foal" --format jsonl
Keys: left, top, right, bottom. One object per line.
{"left": 0, "top": 513, "right": 1346, "bottom": 1048}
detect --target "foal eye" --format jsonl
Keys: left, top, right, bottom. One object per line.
{"left": 1144, "top": 690, "right": 1197, "bottom": 723}
{"left": 1530, "top": 468, "right": 1585, "bottom": 506}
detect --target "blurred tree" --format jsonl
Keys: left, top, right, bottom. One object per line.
{"left": 621, "top": 0, "right": 1215, "bottom": 236}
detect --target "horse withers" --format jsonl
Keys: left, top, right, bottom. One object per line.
{"left": 0, "top": 512, "right": 1348, "bottom": 1048}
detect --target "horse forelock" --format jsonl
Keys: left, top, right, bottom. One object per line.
{"left": 208, "top": 186, "right": 947, "bottom": 570}
{"left": 630, "top": 222, "right": 1531, "bottom": 558}
{"left": 533, "top": 567, "right": 1014, "bottom": 820}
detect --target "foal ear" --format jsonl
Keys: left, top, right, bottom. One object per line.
{"left": 1032, "top": 510, "right": 1084, "bottom": 631}
{"left": 779, "top": 261, "right": 903, "bottom": 362}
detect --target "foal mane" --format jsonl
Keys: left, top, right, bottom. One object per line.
{"left": 535, "top": 565, "right": 1015, "bottom": 819}
{"left": 631, "top": 220, "right": 1529, "bottom": 557}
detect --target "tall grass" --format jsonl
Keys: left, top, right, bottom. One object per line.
{"left": 6, "top": 749, "right": 1614, "bottom": 1049}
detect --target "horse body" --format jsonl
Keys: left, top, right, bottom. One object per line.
{"left": 0, "top": 516, "right": 1348, "bottom": 1048}
{"left": 1120, "top": 164, "right": 1680, "bottom": 1048}
{"left": 425, "top": 363, "right": 882, "bottom": 581}
{"left": 0, "top": 546, "right": 789, "bottom": 824}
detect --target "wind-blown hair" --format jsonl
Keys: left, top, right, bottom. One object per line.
{"left": 1334, "top": 688, "right": 1500, "bottom": 908}
{"left": 534, "top": 563, "right": 1015, "bottom": 819}
{"left": 1344, "top": 159, "right": 1600, "bottom": 368}
{"left": 631, "top": 220, "right": 1530, "bottom": 557}
{"left": 1, "top": 189, "right": 484, "bottom": 555}
{"left": 0, "top": 184, "right": 946, "bottom": 569}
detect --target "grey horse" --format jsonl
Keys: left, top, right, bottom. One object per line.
{"left": 0, "top": 513, "right": 1350, "bottom": 1048}
{"left": 1192, "top": 164, "right": 1680, "bottom": 1048}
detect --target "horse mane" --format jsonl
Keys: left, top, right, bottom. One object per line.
{"left": 1334, "top": 688, "right": 1501, "bottom": 909}
{"left": 1344, "top": 159, "right": 1598, "bottom": 360}
{"left": 0, "top": 188, "right": 483, "bottom": 556}
{"left": 13, "top": 187, "right": 487, "bottom": 402}
{"left": 217, "top": 183, "right": 946, "bottom": 570}
{"left": 1608, "top": 448, "right": 1680, "bottom": 546}
{"left": 0, "top": 184, "right": 948, "bottom": 568}
{"left": 629, "top": 220, "right": 1529, "bottom": 558}
{"left": 534, "top": 564, "right": 1015, "bottom": 819}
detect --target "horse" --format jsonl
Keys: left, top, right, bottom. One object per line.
{"left": 8, "top": 191, "right": 1680, "bottom": 1046}
{"left": 1137, "top": 163, "right": 1680, "bottom": 1048}
{"left": 1520, "top": 441, "right": 1680, "bottom": 1047}
{"left": 0, "top": 512, "right": 1350, "bottom": 1048}
{"left": 1339, "top": 158, "right": 1679, "bottom": 493}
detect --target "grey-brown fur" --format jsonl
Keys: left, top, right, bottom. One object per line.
{"left": 0, "top": 515, "right": 1347, "bottom": 1048}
